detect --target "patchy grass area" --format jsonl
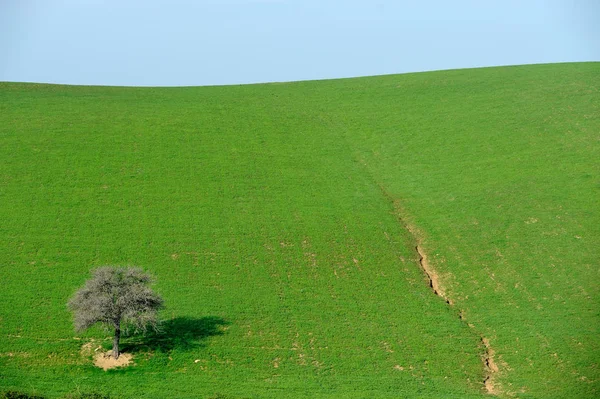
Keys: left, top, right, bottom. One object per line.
{"left": 1, "top": 62, "right": 598, "bottom": 398}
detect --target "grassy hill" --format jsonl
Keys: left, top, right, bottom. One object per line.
{"left": 0, "top": 62, "right": 598, "bottom": 398}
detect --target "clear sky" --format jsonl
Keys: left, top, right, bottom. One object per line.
{"left": 1, "top": 0, "right": 598, "bottom": 86}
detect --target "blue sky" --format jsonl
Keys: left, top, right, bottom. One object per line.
{"left": 1, "top": 0, "right": 598, "bottom": 86}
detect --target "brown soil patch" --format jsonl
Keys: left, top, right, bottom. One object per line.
{"left": 94, "top": 351, "right": 132, "bottom": 370}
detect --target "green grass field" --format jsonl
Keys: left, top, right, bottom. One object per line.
{"left": 0, "top": 62, "right": 598, "bottom": 398}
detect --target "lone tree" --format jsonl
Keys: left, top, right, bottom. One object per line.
{"left": 68, "top": 266, "right": 164, "bottom": 359}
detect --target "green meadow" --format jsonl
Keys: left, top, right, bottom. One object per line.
{"left": 0, "top": 62, "right": 598, "bottom": 398}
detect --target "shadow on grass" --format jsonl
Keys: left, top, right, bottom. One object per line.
{"left": 121, "top": 316, "right": 229, "bottom": 354}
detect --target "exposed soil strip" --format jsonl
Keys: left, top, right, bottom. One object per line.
{"left": 358, "top": 171, "right": 501, "bottom": 394}
{"left": 413, "top": 239, "right": 500, "bottom": 395}
{"left": 415, "top": 245, "right": 452, "bottom": 305}
{"left": 482, "top": 337, "right": 499, "bottom": 395}
{"left": 413, "top": 238, "right": 500, "bottom": 395}
{"left": 386, "top": 195, "right": 500, "bottom": 395}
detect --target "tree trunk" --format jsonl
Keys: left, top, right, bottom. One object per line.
{"left": 113, "top": 323, "right": 121, "bottom": 359}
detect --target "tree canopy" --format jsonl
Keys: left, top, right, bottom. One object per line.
{"left": 68, "top": 266, "right": 164, "bottom": 359}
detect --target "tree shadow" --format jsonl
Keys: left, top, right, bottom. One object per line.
{"left": 121, "top": 316, "right": 229, "bottom": 354}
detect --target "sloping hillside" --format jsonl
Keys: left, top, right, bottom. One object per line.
{"left": 0, "top": 62, "right": 598, "bottom": 398}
